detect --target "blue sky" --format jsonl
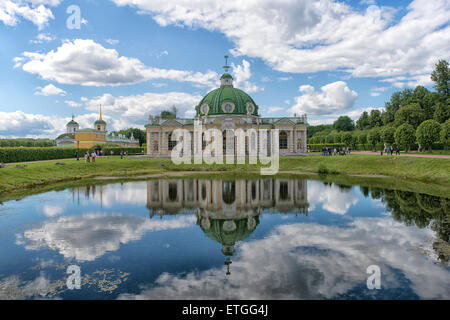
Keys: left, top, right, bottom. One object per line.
{"left": 0, "top": 0, "right": 449, "bottom": 138}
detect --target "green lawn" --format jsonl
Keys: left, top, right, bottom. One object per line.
{"left": 0, "top": 155, "right": 449, "bottom": 196}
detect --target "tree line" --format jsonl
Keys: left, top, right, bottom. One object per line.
{"left": 308, "top": 60, "right": 450, "bottom": 152}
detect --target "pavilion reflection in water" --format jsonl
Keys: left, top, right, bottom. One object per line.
{"left": 146, "top": 178, "right": 309, "bottom": 275}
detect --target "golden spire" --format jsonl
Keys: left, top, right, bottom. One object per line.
{"left": 99, "top": 104, "right": 102, "bottom": 120}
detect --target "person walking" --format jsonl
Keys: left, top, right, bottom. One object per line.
{"left": 395, "top": 145, "right": 400, "bottom": 156}
{"left": 120, "top": 150, "right": 123, "bottom": 159}
{"left": 91, "top": 150, "right": 96, "bottom": 163}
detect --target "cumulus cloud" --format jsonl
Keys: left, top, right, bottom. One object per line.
{"left": 34, "top": 83, "right": 66, "bottom": 96}
{"left": 289, "top": 81, "right": 358, "bottom": 116}
{"left": 231, "top": 59, "right": 262, "bottom": 93}
{"left": 112, "top": 0, "right": 450, "bottom": 87}
{"left": 0, "top": 0, "right": 59, "bottom": 29}
{"left": 85, "top": 91, "right": 203, "bottom": 124}
{"left": 64, "top": 100, "right": 82, "bottom": 107}
{"left": 0, "top": 111, "right": 102, "bottom": 138}
{"left": 17, "top": 214, "right": 196, "bottom": 261}
{"left": 117, "top": 217, "right": 450, "bottom": 300}
{"left": 30, "top": 32, "right": 55, "bottom": 43}
{"left": 17, "top": 39, "right": 219, "bottom": 87}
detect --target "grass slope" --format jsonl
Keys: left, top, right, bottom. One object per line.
{"left": 0, "top": 155, "right": 448, "bottom": 196}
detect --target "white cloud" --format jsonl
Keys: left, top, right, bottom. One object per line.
{"left": 0, "top": 111, "right": 102, "bottom": 139}
{"left": 118, "top": 217, "right": 450, "bottom": 300}
{"left": 278, "top": 76, "right": 293, "bottom": 81}
{"left": 113, "top": 0, "right": 450, "bottom": 87}
{"left": 267, "top": 106, "right": 284, "bottom": 114}
{"left": 152, "top": 82, "right": 167, "bottom": 87}
{"left": 64, "top": 100, "right": 82, "bottom": 107}
{"left": 289, "top": 81, "right": 358, "bottom": 116}
{"left": 370, "top": 86, "right": 389, "bottom": 97}
{"left": 0, "top": 0, "right": 60, "bottom": 29}
{"left": 18, "top": 214, "right": 196, "bottom": 261}
{"left": 105, "top": 39, "right": 119, "bottom": 45}
{"left": 231, "top": 59, "right": 262, "bottom": 93}
{"left": 34, "top": 83, "right": 66, "bottom": 96}
{"left": 30, "top": 32, "right": 55, "bottom": 43}
{"left": 18, "top": 39, "right": 219, "bottom": 87}
{"left": 85, "top": 92, "right": 202, "bottom": 125}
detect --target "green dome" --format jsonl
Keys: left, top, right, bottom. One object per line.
{"left": 94, "top": 119, "right": 106, "bottom": 125}
{"left": 195, "top": 86, "right": 259, "bottom": 116}
{"left": 67, "top": 120, "right": 78, "bottom": 126}
{"left": 197, "top": 217, "right": 260, "bottom": 256}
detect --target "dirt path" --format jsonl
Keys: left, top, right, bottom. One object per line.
{"left": 352, "top": 151, "right": 450, "bottom": 159}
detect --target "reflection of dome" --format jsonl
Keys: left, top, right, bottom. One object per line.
{"left": 197, "top": 216, "right": 260, "bottom": 256}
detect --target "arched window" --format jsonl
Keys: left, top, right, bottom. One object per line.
{"left": 279, "top": 131, "right": 288, "bottom": 150}
{"left": 222, "top": 181, "right": 236, "bottom": 204}
{"left": 168, "top": 133, "right": 176, "bottom": 151}
{"left": 168, "top": 183, "right": 177, "bottom": 201}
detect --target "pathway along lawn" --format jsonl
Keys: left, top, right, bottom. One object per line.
{"left": 0, "top": 155, "right": 449, "bottom": 195}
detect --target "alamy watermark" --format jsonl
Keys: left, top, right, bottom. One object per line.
{"left": 366, "top": 265, "right": 381, "bottom": 290}
{"left": 169, "top": 121, "right": 280, "bottom": 175}
{"left": 66, "top": 265, "right": 81, "bottom": 290}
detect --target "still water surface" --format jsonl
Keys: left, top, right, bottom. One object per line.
{"left": 0, "top": 178, "right": 448, "bottom": 299}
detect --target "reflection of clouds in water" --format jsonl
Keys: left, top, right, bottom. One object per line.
{"left": 118, "top": 218, "right": 450, "bottom": 300}
{"left": 100, "top": 182, "right": 147, "bottom": 207}
{"left": 42, "top": 205, "right": 64, "bottom": 217}
{"left": 307, "top": 181, "right": 358, "bottom": 215}
{"left": 17, "top": 214, "right": 195, "bottom": 262}
{"left": 77, "top": 182, "right": 148, "bottom": 208}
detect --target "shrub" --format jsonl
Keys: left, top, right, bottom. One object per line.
{"left": 416, "top": 120, "right": 441, "bottom": 152}
{"left": 0, "top": 147, "right": 145, "bottom": 163}
{"left": 318, "top": 164, "right": 329, "bottom": 175}
{"left": 394, "top": 123, "right": 416, "bottom": 152}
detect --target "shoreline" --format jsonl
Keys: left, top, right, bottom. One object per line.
{"left": 0, "top": 155, "right": 449, "bottom": 200}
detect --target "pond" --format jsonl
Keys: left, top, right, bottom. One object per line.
{"left": 0, "top": 177, "right": 448, "bottom": 299}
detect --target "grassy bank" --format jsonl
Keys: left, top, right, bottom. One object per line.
{"left": 0, "top": 155, "right": 449, "bottom": 197}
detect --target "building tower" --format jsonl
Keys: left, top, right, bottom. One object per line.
{"left": 66, "top": 114, "right": 79, "bottom": 133}
{"left": 94, "top": 105, "right": 107, "bottom": 131}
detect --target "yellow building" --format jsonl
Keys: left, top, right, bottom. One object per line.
{"left": 65, "top": 106, "right": 139, "bottom": 149}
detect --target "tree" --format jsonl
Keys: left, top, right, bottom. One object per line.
{"left": 440, "top": 119, "right": 450, "bottom": 151}
{"left": 160, "top": 105, "right": 178, "bottom": 119}
{"left": 381, "top": 126, "right": 396, "bottom": 144}
{"left": 367, "top": 128, "right": 381, "bottom": 151}
{"left": 416, "top": 120, "right": 441, "bottom": 152}
{"left": 431, "top": 60, "right": 449, "bottom": 100}
{"left": 433, "top": 101, "right": 450, "bottom": 123}
{"left": 358, "top": 133, "right": 367, "bottom": 148}
{"left": 368, "top": 109, "right": 383, "bottom": 128}
{"left": 334, "top": 133, "right": 342, "bottom": 143}
{"left": 394, "top": 103, "right": 425, "bottom": 128}
{"left": 394, "top": 123, "right": 416, "bottom": 152}
{"left": 356, "top": 111, "right": 370, "bottom": 130}
{"left": 333, "top": 116, "right": 355, "bottom": 131}
{"left": 113, "top": 128, "right": 146, "bottom": 146}
{"left": 342, "top": 132, "right": 353, "bottom": 146}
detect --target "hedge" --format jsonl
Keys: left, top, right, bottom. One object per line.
{"left": 0, "top": 147, "right": 145, "bottom": 163}
{"left": 307, "top": 143, "right": 444, "bottom": 152}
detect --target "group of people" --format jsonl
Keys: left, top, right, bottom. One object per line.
{"left": 84, "top": 150, "right": 99, "bottom": 163}
{"left": 81, "top": 149, "right": 128, "bottom": 163}
{"left": 321, "top": 146, "right": 351, "bottom": 156}
{"left": 381, "top": 144, "right": 400, "bottom": 156}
